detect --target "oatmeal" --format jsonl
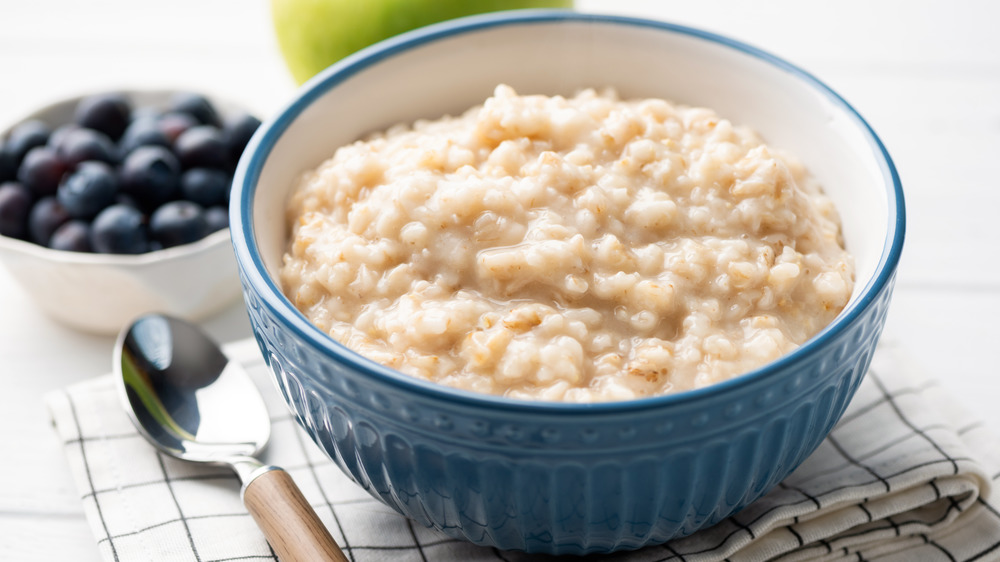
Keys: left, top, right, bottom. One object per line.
{"left": 280, "top": 85, "right": 854, "bottom": 402}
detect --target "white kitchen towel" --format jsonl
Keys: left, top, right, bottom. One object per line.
{"left": 46, "top": 339, "right": 1000, "bottom": 562}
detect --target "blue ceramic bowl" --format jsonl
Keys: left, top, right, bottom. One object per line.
{"left": 231, "top": 11, "right": 904, "bottom": 555}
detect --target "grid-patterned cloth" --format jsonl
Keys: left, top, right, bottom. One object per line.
{"left": 46, "top": 339, "right": 1000, "bottom": 562}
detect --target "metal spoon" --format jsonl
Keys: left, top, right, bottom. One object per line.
{"left": 115, "top": 313, "right": 348, "bottom": 562}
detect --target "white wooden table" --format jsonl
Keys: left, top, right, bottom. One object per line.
{"left": 1, "top": 1, "right": 997, "bottom": 559}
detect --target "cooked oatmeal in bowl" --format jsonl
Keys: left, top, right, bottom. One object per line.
{"left": 279, "top": 84, "right": 854, "bottom": 402}
{"left": 233, "top": 11, "right": 903, "bottom": 554}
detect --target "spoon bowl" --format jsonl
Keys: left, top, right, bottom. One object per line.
{"left": 118, "top": 314, "right": 269, "bottom": 465}
{"left": 115, "top": 313, "right": 347, "bottom": 562}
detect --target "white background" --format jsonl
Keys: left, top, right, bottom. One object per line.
{"left": 1, "top": 1, "right": 998, "bottom": 559}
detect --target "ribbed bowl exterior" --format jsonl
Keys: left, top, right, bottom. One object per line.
{"left": 240, "top": 268, "right": 896, "bottom": 555}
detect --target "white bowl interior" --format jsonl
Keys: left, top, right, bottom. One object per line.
{"left": 253, "top": 18, "right": 892, "bottom": 314}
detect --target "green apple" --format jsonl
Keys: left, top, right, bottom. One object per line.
{"left": 272, "top": 0, "right": 574, "bottom": 84}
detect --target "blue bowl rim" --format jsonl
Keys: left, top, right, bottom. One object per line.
{"left": 231, "top": 9, "right": 905, "bottom": 416}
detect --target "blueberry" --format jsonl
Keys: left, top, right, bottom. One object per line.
{"left": 120, "top": 145, "right": 181, "bottom": 210}
{"left": 222, "top": 112, "right": 261, "bottom": 165}
{"left": 91, "top": 204, "right": 149, "bottom": 254}
{"left": 174, "top": 125, "right": 228, "bottom": 170}
{"left": 0, "top": 182, "right": 32, "bottom": 239}
{"left": 0, "top": 143, "right": 18, "bottom": 184}
{"left": 118, "top": 116, "right": 170, "bottom": 158}
{"left": 158, "top": 112, "right": 198, "bottom": 144}
{"left": 49, "top": 220, "right": 92, "bottom": 252}
{"left": 58, "top": 128, "right": 117, "bottom": 168}
{"left": 4, "top": 120, "right": 51, "bottom": 165}
{"left": 47, "top": 124, "right": 82, "bottom": 154}
{"left": 150, "top": 200, "right": 208, "bottom": 248}
{"left": 169, "top": 93, "right": 221, "bottom": 128}
{"left": 17, "top": 146, "right": 67, "bottom": 197}
{"left": 204, "top": 205, "right": 228, "bottom": 233}
{"left": 58, "top": 161, "right": 118, "bottom": 220}
{"left": 74, "top": 93, "right": 131, "bottom": 141}
{"left": 180, "top": 168, "right": 229, "bottom": 207}
{"left": 28, "top": 196, "right": 71, "bottom": 245}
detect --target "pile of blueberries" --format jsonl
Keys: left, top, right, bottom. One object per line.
{"left": 0, "top": 92, "right": 260, "bottom": 254}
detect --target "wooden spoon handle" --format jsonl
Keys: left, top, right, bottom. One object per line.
{"left": 243, "top": 468, "right": 349, "bottom": 562}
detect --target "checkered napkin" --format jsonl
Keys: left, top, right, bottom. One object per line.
{"left": 45, "top": 339, "right": 1000, "bottom": 562}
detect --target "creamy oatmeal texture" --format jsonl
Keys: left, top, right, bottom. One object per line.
{"left": 280, "top": 85, "right": 854, "bottom": 402}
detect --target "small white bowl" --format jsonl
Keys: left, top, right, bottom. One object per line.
{"left": 0, "top": 90, "right": 244, "bottom": 334}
